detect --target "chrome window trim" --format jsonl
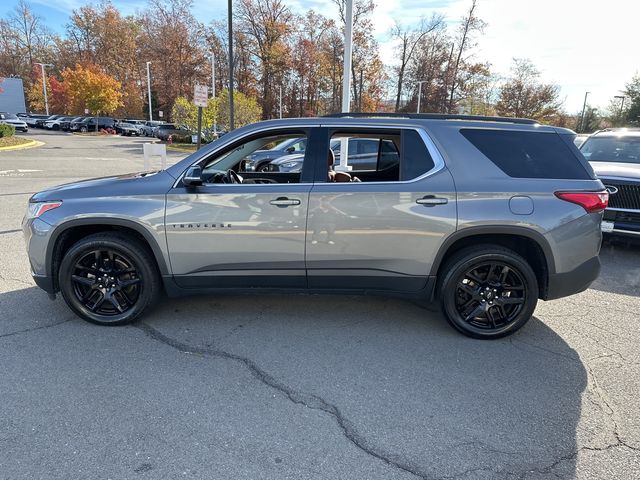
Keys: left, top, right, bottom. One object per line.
{"left": 172, "top": 122, "right": 447, "bottom": 189}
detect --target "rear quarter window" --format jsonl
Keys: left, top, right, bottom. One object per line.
{"left": 460, "top": 129, "right": 591, "bottom": 179}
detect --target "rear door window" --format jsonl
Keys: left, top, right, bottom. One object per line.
{"left": 461, "top": 129, "right": 591, "bottom": 179}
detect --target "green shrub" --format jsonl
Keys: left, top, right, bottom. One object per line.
{"left": 170, "top": 133, "right": 193, "bottom": 144}
{"left": 0, "top": 124, "right": 15, "bottom": 138}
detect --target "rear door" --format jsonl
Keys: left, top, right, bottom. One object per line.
{"left": 306, "top": 126, "right": 457, "bottom": 291}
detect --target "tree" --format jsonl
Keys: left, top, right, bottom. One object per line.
{"left": 576, "top": 106, "right": 601, "bottom": 133}
{"left": 171, "top": 96, "right": 218, "bottom": 130}
{"left": 216, "top": 88, "right": 261, "bottom": 129}
{"left": 623, "top": 74, "right": 640, "bottom": 126}
{"left": 446, "top": 0, "right": 486, "bottom": 113}
{"left": 392, "top": 15, "right": 444, "bottom": 112}
{"left": 26, "top": 65, "right": 66, "bottom": 114}
{"left": 62, "top": 64, "right": 123, "bottom": 116}
{"left": 236, "top": 0, "right": 294, "bottom": 119}
{"left": 495, "top": 59, "right": 563, "bottom": 123}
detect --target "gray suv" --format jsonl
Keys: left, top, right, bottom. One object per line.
{"left": 23, "top": 113, "right": 607, "bottom": 339}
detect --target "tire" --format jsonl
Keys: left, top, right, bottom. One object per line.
{"left": 80, "top": 126, "right": 88, "bottom": 133}
{"left": 438, "top": 245, "right": 538, "bottom": 339}
{"left": 58, "top": 232, "right": 162, "bottom": 326}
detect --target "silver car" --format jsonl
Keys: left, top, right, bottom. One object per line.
{"left": 23, "top": 113, "right": 606, "bottom": 339}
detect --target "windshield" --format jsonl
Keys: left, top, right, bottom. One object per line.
{"left": 580, "top": 136, "right": 640, "bottom": 164}
{"left": 3, "top": 113, "right": 19, "bottom": 120}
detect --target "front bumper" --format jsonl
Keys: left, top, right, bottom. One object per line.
{"left": 602, "top": 208, "right": 640, "bottom": 238}
{"left": 23, "top": 216, "right": 55, "bottom": 293}
{"left": 545, "top": 256, "right": 601, "bottom": 300}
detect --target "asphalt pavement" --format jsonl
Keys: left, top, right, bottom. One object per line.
{"left": 0, "top": 130, "right": 639, "bottom": 479}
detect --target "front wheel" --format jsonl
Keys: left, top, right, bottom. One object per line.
{"left": 58, "top": 233, "right": 161, "bottom": 325}
{"left": 438, "top": 246, "right": 538, "bottom": 339}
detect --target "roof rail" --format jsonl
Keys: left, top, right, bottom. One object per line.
{"left": 323, "top": 112, "right": 539, "bottom": 125}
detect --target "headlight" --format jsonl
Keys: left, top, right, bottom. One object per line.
{"left": 26, "top": 201, "right": 62, "bottom": 219}
{"left": 280, "top": 161, "right": 301, "bottom": 169}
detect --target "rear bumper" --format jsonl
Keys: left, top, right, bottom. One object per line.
{"left": 545, "top": 255, "right": 600, "bottom": 300}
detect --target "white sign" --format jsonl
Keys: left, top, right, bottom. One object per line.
{"left": 194, "top": 84, "right": 209, "bottom": 108}
{"left": 84, "top": 108, "right": 89, "bottom": 114}
{"left": 158, "top": 110, "right": 163, "bottom": 118}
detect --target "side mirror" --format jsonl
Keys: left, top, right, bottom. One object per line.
{"left": 182, "top": 165, "right": 203, "bottom": 187}
{"left": 285, "top": 146, "right": 295, "bottom": 153}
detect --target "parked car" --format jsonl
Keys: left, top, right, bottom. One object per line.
{"left": 141, "top": 120, "right": 165, "bottom": 137}
{"left": 264, "top": 137, "right": 399, "bottom": 173}
{"left": 35, "top": 114, "right": 64, "bottom": 128}
{"left": 23, "top": 114, "right": 49, "bottom": 128}
{"left": 155, "top": 123, "right": 191, "bottom": 141}
{"left": 69, "top": 116, "right": 116, "bottom": 132}
{"left": 0, "top": 112, "right": 28, "bottom": 132}
{"left": 23, "top": 113, "right": 607, "bottom": 339}
{"left": 573, "top": 133, "right": 590, "bottom": 148}
{"left": 115, "top": 122, "right": 141, "bottom": 136}
{"left": 44, "top": 116, "right": 74, "bottom": 131}
{"left": 243, "top": 137, "right": 307, "bottom": 171}
{"left": 59, "top": 116, "right": 85, "bottom": 132}
{"left": 580, "top": 128, "right": 640, "bottom": 238}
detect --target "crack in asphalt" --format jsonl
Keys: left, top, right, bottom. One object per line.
{"left": 136, "top": 321, "right": 432, "bottom": 480}
{"left": 0, "top": 229, "right": 22, "bottom": 235}
{"left": 136, "top": 322, "right": 639, "bottom": 480}
{"left": 0, "top": 318, "right": 72, "bottom": 340}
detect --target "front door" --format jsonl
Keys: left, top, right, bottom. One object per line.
{"left": 166, "top": 128, "right": 318, "bottom": 289}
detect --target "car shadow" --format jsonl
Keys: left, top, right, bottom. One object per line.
{"left": 0, "top": 285, "right": 588, "bottom": 478}
{"left": 142, "top": 293, "right": 587, "bottom": 478}
{"left": 591, "top": 238, "right": 640, "bottom": 297}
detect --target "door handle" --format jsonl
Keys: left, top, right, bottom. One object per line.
{"left": 416, "top": 195, "right": 448, "bottom": 206}
{"left": 270, "top": 197, "right": 301, "bottom": 207}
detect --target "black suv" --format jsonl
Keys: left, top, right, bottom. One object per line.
{"left": 580, "top": 128, "right": 640, "bottom": 238}
{"left": 70, "top": 117, "right": 116, "bottom": 132}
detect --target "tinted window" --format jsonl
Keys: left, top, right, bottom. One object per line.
{"left": 461, "top": 129, "right": 590, "bottom": 179}
{"left": 401, "top": 130, "right": 435, "bottom": 180}
{"left": 580, "top": 136, "right": 640, "bottom": 164}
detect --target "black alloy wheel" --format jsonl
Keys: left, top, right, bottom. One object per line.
{"left": 70, "top": 249, "right": 141, "bottom": 316}
{"left": 58, "top": 233, "right": 161, "bottom": 325}
{"left": 439, "top": 246, "right": 538, "bottom": 339}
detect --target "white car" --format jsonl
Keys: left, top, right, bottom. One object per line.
{"left": 43, "top": 116, "right": 72, "bottom": 130}
{"left": 0, "top": 112, "right": 28, "bottom": 132}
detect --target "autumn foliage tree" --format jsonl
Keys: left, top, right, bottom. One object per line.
{"left": 61, "top": 64, "right": 123, "bottom": 115}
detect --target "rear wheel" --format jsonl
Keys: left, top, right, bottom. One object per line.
{"left": 438, "top": 246, "right": 538, "bottom": 339}
{"left": 58, "top": 233, "right": 161, "bottom": 325}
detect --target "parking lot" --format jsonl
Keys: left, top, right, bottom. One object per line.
{"left": 1, "top": 131, "right": 639, "bottom": 479}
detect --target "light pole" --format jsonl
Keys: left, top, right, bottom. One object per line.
{"left": 228, "top": 0, "right": 235, "bottom": 130}
{"left": 34, "top": 63, "right": 53, "bottom": 115}
{"left": 146, "top": 61, "right": 153, "bottom": 121}
{"left": 210, "top": 52, "right": 217, "bottom": 135}
{"left": 614, "top": 95, "right": 626, "bottom": 118}
{"left": 338, "top": 0, "right": 354, "bottom": 172}
{"left": 279, "top": 84, "right": 282, "bottom": 119}
{"left": 579, "top": 91, "right": 590, "bottom": 133}
{"left": 416, "top": 80, "right": 428, "bottom": 114}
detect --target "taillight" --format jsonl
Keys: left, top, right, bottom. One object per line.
{"left": 554, "top": 191, "right": 608, "bottom": 213}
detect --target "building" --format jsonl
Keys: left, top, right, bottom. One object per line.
{"left": 0, "top": 78, "right": 27, "bottom": 114}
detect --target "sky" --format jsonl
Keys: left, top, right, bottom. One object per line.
{"left": 4, "top": 0, "right": 639, "bottom": 113}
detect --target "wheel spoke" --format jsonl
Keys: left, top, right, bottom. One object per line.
{"left": 72, "top": 275, "right": 94, "bottom": 287}
{"left": 119, "top": 278, "right": 140, "bottom": 288}
{"left": 464, "top": 303, "right": 485, "bottom": 322}
{"left": 499, "top": 265, "right": 510, "bottom": 283}
{"left": 75, "top": 265, "right": 100, "bottom": 275}
{"left": 108, "top": 293, "right": 125, "bottom": 313}
{"left": 458, "top": 283, "right": 478, "bottom": 297}
{"left": 499, "top": 297, "right": 525, "bottom": 306}
{"left": 89, "top": 292, "right": 106, "bottom": 312}
{"left": 486, "top": 307, "right": 498, "bottom": 328}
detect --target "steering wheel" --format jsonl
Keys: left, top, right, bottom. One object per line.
{"left": 243, "top": 177, "right": 278, "bottom": 184}
{"left": 224, "top": 169, "right": 242, "bottom": 184}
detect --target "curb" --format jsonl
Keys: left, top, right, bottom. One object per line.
{"left": 0, "top": 139, "right": 45, "bottom": 152}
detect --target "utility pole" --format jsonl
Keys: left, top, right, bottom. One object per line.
{"left": 228, "top": 0, "right": 235, "bottom": 130}
{"left": 614, "top": 95, "right": 626, "bottom": 119}
{"left": 211, "top": 52, "right": 217, "bottom": 135}
{"left": 279, "top": 84, "right": 282, "bottom": 119}
{"left": 34, "top": 63, "right": 53, "bottom": 115}
{"left": 338, "top": 0, "right": 353, "bottom": 172}
{"left": 416, "top": 80, "right": 428, "bottom": 114}
{"left": 579, "top": 91, "right": 590, "bottom": 133}
{"left": 146, "top": 61, "right": 153, "bottom": 121}
{"left": 358, "top": 69, "right": 363, "bottom": 112}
